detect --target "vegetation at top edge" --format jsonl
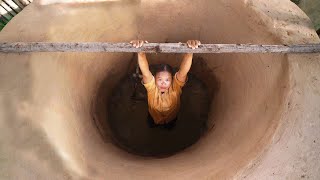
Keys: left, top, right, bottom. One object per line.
{"left": 0, "top": 17, "right": 12, "bottom": 31}
{"left": 0, "top": 23, "right": 6, "bottom": 30}
{"left": 291, "top": 0, "right": 301, "bottom": 5}
{"left": 292, "top": 0, "right": 320, "bottom": 34}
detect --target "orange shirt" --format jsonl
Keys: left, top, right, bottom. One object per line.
{"left": 143, "top": 73, "right": 186, "bottom": 124}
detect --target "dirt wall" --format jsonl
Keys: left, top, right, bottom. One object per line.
{"left": 0, "top": 0, "right": 319, "bottom": 179}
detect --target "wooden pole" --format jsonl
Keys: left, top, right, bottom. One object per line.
{"left": 0, "top": 42, "right": 320, "bottom": 53}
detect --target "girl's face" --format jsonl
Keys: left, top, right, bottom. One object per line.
{"left": 155, "top": 71, "right": 172, "bottom": 93}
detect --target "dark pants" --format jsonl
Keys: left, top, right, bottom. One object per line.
{"left": 147, "top": 113, "right": 177, "bottom": 130}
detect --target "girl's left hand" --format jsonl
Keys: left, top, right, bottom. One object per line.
{"left": 187, "top": 40, "right": 201, "bottom": 49}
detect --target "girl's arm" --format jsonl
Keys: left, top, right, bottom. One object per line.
{"left": 130, "top": 40, "right": 153, "bottom": 84}
{"left": 137, "top": 52, "right": 153, "bottom": 84}
{"left": 177, "top": 40, "right": 201, "bottom": 82}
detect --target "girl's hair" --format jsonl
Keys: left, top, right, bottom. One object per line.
{"left": 153, "top": 64, "right": 174, "bottom": 76}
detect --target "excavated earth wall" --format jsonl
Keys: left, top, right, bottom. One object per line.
{"left": 0, "top": 0, "right": 319, "bottom": 179}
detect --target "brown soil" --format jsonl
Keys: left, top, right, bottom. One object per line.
{"left": 0, "top": 0, "right": 319, "bottom": 179}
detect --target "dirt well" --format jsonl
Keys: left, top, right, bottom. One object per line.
{"left": 0, "top": 0, "right": 319, "bottom": 179}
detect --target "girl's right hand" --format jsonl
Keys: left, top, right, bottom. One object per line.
{"left": 130, "top": 40, "right": 148, "bottom": 48}
{"left": 186, "top": 40, "right": 201, "bottom": 49}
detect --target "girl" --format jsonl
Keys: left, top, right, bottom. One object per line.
{"left": 130, "top": 40, "right": 201, "bottom": 128}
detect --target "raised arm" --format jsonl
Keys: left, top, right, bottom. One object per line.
{"left": 130, "top": 40, "right": 153, "bottom": 84}
{"left": 177, "top": 40, "right": 201, "bottom": 83}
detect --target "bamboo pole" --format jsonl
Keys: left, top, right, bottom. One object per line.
{"left": 0, "top": 42, "right": 320, "bottom": 53}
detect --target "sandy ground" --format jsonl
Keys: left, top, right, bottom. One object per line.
{"left": 0, "top": 0, "right": 319, "bottom": 179}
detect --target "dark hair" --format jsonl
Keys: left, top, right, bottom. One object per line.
{"left": 152, "top": 64, "right": 174, "bottom": 76}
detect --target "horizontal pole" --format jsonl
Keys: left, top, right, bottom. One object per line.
{"left": 0, "top": 42, "right": 320, "bottom": 53}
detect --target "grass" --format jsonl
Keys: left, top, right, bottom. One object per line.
{"left": 0, "top": 15, "right": 13, "bottom": 31}
{"left": 0, "top": 20, "right": 8, "bottom": 31}
{"left": 291, "top": 0, "right": 320, "bottom": 35}
{"left": 291, "top": 0, "right": 301, "bottom": 5}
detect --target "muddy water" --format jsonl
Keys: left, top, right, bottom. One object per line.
{"left": 107, "top": 70, "right": 211, "bottom": 157}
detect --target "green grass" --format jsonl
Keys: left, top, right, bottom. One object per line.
{"left": 292, "top": 0, "right": 320, "bottom": 35}
{"left": 291, "top": 0, "right": 301, "bottom": 5}
{"left": 0, "top": 21, "right": 8, "bottom": 31}
{"left": 0, "top": 16, "right": 12, "bottom": 31}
